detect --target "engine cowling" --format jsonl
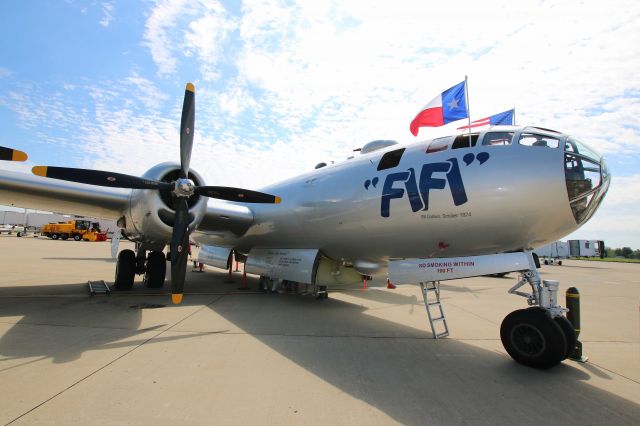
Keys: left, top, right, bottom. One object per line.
{"left": 121, "top": 162, "right": 207, "bottom": 249}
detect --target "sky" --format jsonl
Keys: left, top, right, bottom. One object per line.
{"left": 0, "top": 0, "right": 639, "bottom": 248}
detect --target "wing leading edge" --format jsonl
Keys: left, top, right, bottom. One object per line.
{"left": 0, "top": 168, "right": 129, "bottom": 219}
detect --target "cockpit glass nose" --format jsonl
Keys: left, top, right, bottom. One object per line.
{"left": 563, "top": 137, "right": 609, "bottom": 224}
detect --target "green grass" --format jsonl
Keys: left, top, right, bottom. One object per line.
{"left": 573, "top": 257, "right": 640, "bottom": 263}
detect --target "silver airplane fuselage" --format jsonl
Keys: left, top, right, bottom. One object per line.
{"left": 192, "top": 126, "right": 609, "bottom": 265}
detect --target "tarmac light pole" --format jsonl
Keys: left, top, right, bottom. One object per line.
{"left": 566, "top": 287, "right": 588, "bottom": 362}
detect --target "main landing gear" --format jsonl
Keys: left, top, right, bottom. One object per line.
{"left": 500, "top": 260, "right": 577, "bottom": 369}
{"left": 114, "top": 243, "right": 167, "bottom": 290}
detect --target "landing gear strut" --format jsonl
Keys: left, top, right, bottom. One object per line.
{"left": 500, "top": 254, "right": 577, "bottom": 369}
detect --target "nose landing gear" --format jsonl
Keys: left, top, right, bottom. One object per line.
{"left": 501, "top": 255, "right": 578, "bottom": 369}
{"left": 500, "top": 307, "right": 567, "bottom": 369}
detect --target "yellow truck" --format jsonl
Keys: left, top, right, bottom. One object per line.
{"left": 41, "top": 220, "right": 102, "bottom": 241}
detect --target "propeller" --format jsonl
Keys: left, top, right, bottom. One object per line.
{"left": 30, "top": 83, "right": 282, "bottom": 304}
{"left": 0, "top": 146, "right": 28, "bottom": 162}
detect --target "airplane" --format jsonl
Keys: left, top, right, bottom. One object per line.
{"left": 0, "top": 83, "right": 610, "bottom": 369}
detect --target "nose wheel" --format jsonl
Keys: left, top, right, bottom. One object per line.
{"left": 500, "top": 307, "right": 568, "bottom": 369}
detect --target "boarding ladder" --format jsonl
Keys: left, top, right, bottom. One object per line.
{"left": 420, "top": 281, "right": 449, "bottom": 339}
{"left": 88, "top": 280, "right": 111, "bottom": 296}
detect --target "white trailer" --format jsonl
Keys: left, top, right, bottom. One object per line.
{"left": 534, "top": 241, "right": 570, "bottom": 265}
{"left": 568, "top": 240, "right": 602, "bottom": 257}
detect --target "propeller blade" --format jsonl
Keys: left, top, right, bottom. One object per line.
{"left": 0, "top": 146, "right": 28, "bottom": 161}
{"left": 170, "top": 197, "right": 190, "bottom": 304}
{"left": 180, "top": 82, "right": 195, "bottom": 178}
{"left": 195, "top": 186, "right": 282, "bottom": 204}
{"left": 31, "top": 166, "right": 173, "bottom": 190}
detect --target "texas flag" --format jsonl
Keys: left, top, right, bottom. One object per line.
{"left": 457, "top": 108, "right": 515, "bottom": 130}
{"left": 409, "top": 81, "right": 468, "bottom": 136}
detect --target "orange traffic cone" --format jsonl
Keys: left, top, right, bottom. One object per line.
{"left": 387, "top": 278, "right": 396, "bottom": 289}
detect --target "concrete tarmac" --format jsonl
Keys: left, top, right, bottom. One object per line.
{"left": 0, "top": 235, "right": 638, "bottom": 425}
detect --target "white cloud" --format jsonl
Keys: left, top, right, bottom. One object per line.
{"left": 143, "top": 0, "right": 188, "bottom": 76}
{"left": 100, "top": 2, "right": 114, "bottom": 27}
{"left": 143, "top": 0, "right": 236, "bottom": 79}
{"left": 232, "top": 0, "right": 640, "bottom": 156}
{"left": 183, "top": 5, "right": 237, "bottom": 81}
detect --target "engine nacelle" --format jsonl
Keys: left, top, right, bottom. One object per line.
{"left": 121, "top": 162, "right": 207, "bottom": 250}
{"left": 243, "top": 248, "right": 364, "bottom": 286}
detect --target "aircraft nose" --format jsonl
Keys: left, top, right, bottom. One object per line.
{"left": 564, "top": 137, "right": 610, "bottom": 224}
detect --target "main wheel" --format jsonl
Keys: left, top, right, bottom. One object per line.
{"left": 143, "top": 251, "right": 166, "bottom": 288}
{"left": 500, "top": 308, "right": 567, "bottom": 369}
{"left": 114, "top": 249, "right": 136, "bottom": 290}
{"left": 51, "top": 233, "right": 59, "bottom": 240}
{"left": 554, "top": 315, "right": 577, "bottom": 360}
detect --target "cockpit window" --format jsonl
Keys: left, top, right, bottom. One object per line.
{"left": 518, "top": 133, "right": 560, "bottom": 148}
{"left": 565, "top": 137, "right": 601, "bottom": 161}
{"left": 482, "top": 132, "right": 513, "bottom": 146}
{"left": 564, "top": 137, "right": 608, "bottom": 224}
{"left": 426, "top": 137, "right": 451, "bottom": 154}
{"left": 377, "top": 148, "right": 406, "bottom": 171}
{"left": 451, "top": 134, "right": 479, "bottom": 149}
{"left": 565, "top": 155, "right": 601, "bottom": 200}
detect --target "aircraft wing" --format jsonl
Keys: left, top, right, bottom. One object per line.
{"left": 0, "top": 168, "right": 255, "bottom": 237}
{"left": 0, "top": 168, "right": 129, "bottom": 219}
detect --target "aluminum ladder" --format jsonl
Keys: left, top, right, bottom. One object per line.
{"left": 88, "top": 280, "right": 111, "bottom": 295}
{"left": 420, "top": 281, "right": 449, "bottom": 338}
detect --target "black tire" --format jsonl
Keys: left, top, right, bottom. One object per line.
{"left": 16, "top": 232, "right": 22, "bottom": 237}
{"left": 558, "top": 261, "right": 563, "bottom": 266}
{"left": 114, "top": 249, "right": 136, "bottom": 290}
{"left": 61, "top": 234, "right": 68, "bottom": 240}
{"left": 554, "top": 315, "right": 577, "bottom": 360}
{"left": 143, "top": 251, "right": 166, "bottom": 288}
{"left": 73, "top": 234, "right": 82, "bottom": 241}
{"left": 500, "top": 308, "right": 567, "bottom": 369}
{"left": 51, "top": 233, "right": 59, "bottom": 240}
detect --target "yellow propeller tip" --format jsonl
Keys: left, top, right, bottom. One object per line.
{"left": 274, "top": 196, "right": 282, "bottom": 204}
{"left": 186, "top": 83, "right": 195, "bottom": 93}
{"left": 32, "top": 166, "right": 47, "bottom": 177}
{"left": 12, "top": 150, "right": 28, "bottom": 162}
{"left": 172, "top": 294, "right": 183, "bottom": 304}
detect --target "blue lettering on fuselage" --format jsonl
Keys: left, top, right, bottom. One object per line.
{"left": 370, "top": 154, "right": 488, "bottom": 218}
{"left": 380, "top": 158, "right": 465, "bottom": 217}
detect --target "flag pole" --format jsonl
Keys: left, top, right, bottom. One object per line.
{"left": 513, "top": 107, "right": 516, "bottom": 125}
{"left": 465, "top": 75, "right": 471, "bottom": 144}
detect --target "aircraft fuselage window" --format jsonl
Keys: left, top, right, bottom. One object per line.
{"left": 519, "top": 133, "right": 560, "bottom": 148}
{"left": 482, "top": 132, "right": 514, "bottom": 146}
{"left": 426, "top": 137, "right": 451, "bottom": 154}
{"left": 377, "top": 148, "right": 406, "bottom": 171}
{"left": 451, "top": 134, "right": 479, "bottom": 149}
